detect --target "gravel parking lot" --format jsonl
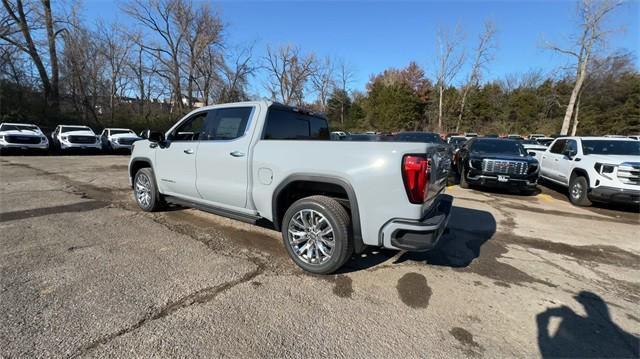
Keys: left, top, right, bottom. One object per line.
{"left": 1, "top": 155, "right": 638, "bottom": 358}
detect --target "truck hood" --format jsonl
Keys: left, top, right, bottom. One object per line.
{"left": 0, "top": 129, "right": 43, "bottom": 137}
{"left": 62, "top": 130, "right": 96, "bottom": 137}
{"left": 584, "top": 154, "right": 640, "bottom": 165}
{"left": 470, "top": 153, "right": 535, "bottom": 162}
{"left": 110, "top": 133, "right": 140, "bottom": 140}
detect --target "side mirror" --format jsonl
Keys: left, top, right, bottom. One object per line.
{"left": 564, "top": 149, "right": 577, "bottom": 158}
{"left": 148, "top": 131, "right": 165, "bottom": 143}
{"left": 528, "top": 151, "right": 536, "bottom": 157}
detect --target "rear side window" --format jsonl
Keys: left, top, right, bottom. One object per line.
{"left": 200, "top": 107, "right": 253, "bottom": 141}
{"left": 263, "top": 108, "right": 329, "bottom": 140}
{"left": 549, "top": 139, "right": 566, "bottom": 154}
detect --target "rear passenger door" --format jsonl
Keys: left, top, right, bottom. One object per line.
{"left": 195, "top": 106, "right": 257, "bottom": 210}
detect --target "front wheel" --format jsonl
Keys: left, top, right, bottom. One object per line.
{"left": 281, "top": 195, "right": 353, "bottom": 274}
{"left": 569, "top": 175, "right": 592, "bottom": 206}
{"left": 133, "top": 167, "right": 164, "bottom": 211}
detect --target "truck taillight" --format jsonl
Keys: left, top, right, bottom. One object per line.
{"left": 402, "top": 155, "right": 431, "bottom": 204}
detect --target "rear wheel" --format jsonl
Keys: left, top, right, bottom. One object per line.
{"left": 569, "top": 175, "right": 592, "bottom": 206}
{"left": 281, "top": 195, "right": 353, "bottom": 274}
{"left": 133, "top": 167, "right": 164, "bottom": 211}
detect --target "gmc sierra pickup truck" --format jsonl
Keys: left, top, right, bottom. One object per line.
{"left": 129, "top": 101, "right": 452, "bottom": 274}
{"left": 539, "top": 136, "right": 639, "bottom": 206}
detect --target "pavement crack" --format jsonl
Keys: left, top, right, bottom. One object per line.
{"left": 70, "top": 259, "right": 265, "bottom": 358}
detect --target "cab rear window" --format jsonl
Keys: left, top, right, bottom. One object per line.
{"left": 263, "top": 107, "right": 329, "bottom": 140}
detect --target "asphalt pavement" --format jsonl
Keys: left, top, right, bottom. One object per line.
{"left": 1, "top": 155, "right": 638, "bottom": 358}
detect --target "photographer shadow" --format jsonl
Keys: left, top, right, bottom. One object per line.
{"left": 536, "top": 291, "right": 639, "bottom": 358}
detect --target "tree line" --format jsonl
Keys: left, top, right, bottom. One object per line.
{"left": 1, "top": 0, "right": 638, "bottom": 136}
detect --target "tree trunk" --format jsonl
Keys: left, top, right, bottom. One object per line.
{"left": 42, "top": 0, "right": 59, "bottom": 113}
{"left": 437, "top": 83, "right": 444, "bottom": 133}
{"left": 570, "top": 93, "right": 581, "bottom": 136}
{"left": 455, "top": 86, "right": 470, "bottom": 133}
{"left": 4, "top": 0, "right": 52, "bottom": 108}
{"left": 560, "top": 50, "right": 591, "bottom": 135}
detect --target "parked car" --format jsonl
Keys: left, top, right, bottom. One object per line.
{"left": 507, "top": 134, "right": 524, "bottom": 140}
{"left": 528, "top": 133, "right": 546, "bottom": 140}
{"left": 129, "top": 101, "right": 452, "bottom": 274}
{"left": 539, "top": 137, "right": 639, "bottom": 206}
{"left": 536, "top": 137, "right": 555, "bottom": 147}
{"left": 520, "top": 139, "right": 548, "bottom": 158}
{"left": 0, "top": 122, "right": 49, "bottom": 153}
{"left": 628, "top": 135, "right": 640, "bottom": 141}
{"left": 344, "top": 133, "right": 379, "bottom": 141}
{"left": 464, "top": 132, "right": 479, "bottom": 138}
{"left": 447, "top": 136, "right": 468, "bottom": 166}
{"left": 330, "top": 131, "right": 348, "bottom": 140}
{"left": 51, "top": 125, "right": 101, "bottom": 152}
{"left": 100, "top": 128, "right": 141, "bottom": 151}
{"left": 394, "top": 131, "right": 445, "bottom": 144}
{"left": 454, "top": 138, "right": 539, "bottom": 193}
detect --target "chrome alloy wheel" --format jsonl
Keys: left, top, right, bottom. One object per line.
{"left": 571, "top": 181, "right": 583, "bottom": 200}
{"left": 135, "top": 172, "right": 152, "bottom": 208}
{"left": 287, "top": 209, "right": 335, "bottom": 265}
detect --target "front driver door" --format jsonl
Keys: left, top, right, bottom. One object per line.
{"left": 541, "top": 139, "right": 566, "bottom": 181}
{"left": 154, "top": 111, "right": 207, "bottom": 200}
{"left": 195, "top": 106, "right": 257, "bottom": 210}
{"left": 555, "top": 139, "right": 578, "bottom": 185}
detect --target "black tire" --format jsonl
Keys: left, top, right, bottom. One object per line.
{"left": 281, "top": 195, "right": 353, "bottom": 274}
{"left": 568, "top": 175, "right": 592, "bottom": 207}
{"left": 133, "top": 167, "right": 165, "bottom": 212}
{"left": 459, "top": 163, "right": 470, "bottom": 189}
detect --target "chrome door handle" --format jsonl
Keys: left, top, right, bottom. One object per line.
{"left": 230, "top": 151, "right": 245, "bottom": 157}
{"left": 184, "top": 149, "right": 194, "bottom": 154}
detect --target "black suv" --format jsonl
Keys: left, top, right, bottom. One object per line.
{"left": 455, "top": 138, "right": 539, "bottom": 193}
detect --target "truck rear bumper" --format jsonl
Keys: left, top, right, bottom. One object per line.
{"left": 380, "top": 194, "right": 453, "bottom": 251}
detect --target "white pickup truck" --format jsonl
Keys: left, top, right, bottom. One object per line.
{"left": 129, "top": 101, "right": 452, "bottom": 273}
{"left": 539, "top": 136, "right": 639, "bottom": 206}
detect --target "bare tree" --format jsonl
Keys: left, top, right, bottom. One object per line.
{"left": 546, "top": 0, "right": 622, "bottom": 135}
{"left": 455, "top": 20, "right": 496, "bottom": 133}
{"left": 60, "top": 14, "right": 104, "bottom": 126}
{"left": 123, "top": 0, "right": 185, "bottom": 112}
{"left": 310, "top": 56, "right": 334, "bottom": 111}
{"left": 336, "top": 59, "right": 354, "bottom": 125}
{"left": 176, "top": 1, "right": 222, "bottom": 107}
{"left": 218, "top": 44, "right": 257, "bottom": 103}
{"left": 264, "top": 44, "right": 316, "bottom": 106}
{"left": 434, "top": 25, "right": 465, "bottom": 132}
{"left": 97, "top": 21, "right": 133, "bottom": 122}
{"left": 1, "top": 0, "right": 62, "bottom": 112}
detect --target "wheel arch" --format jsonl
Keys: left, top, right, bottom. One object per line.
{"left": 272, "top": 174, "right": 364, "bottom": 254}
{"left": 129, "top": 157, "right": 154, "bottom": 188}
{"left": 570, "top": 167, "right": 591, "bottom": 187}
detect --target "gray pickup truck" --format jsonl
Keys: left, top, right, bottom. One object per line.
{"left": 129, "top": 101, "right": 452, "bottom": 273}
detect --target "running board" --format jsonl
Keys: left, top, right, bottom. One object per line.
{"left": 164, "top": 195, "right": 262, "bottom": 225}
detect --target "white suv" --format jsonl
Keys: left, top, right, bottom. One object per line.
{"left": 51, "top": 125, "right": 101, "bottom": 151}
{"left": 0, "top": 123, "right": 49, "bottom": 153}
{"left": 539, "top": 137, "right": 639, "bottom": 206}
